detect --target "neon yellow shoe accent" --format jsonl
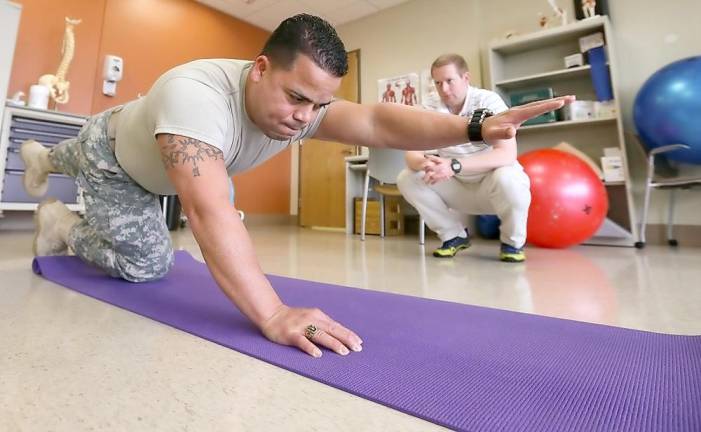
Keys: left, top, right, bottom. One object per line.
{"left": 433, "top": 235, "right": 471, "bottom": 258}
{"left": 499, "top": 243, "right": 526, "bottom": 262}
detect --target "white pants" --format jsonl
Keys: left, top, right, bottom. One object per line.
{"left": 397, "top": 163, "right": 531, "bottom": 247}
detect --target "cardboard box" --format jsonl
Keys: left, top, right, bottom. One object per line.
{"left": 354, "top": 198, "right": 381, "bottom": 235}
{"left": 564, "top": 53, "right": 584, "bottom": 68}
{"left": 383, "top": 196, "right": 404, "bottom": 236}
{"left": 354, "top": 197, "right": 404, "bottom": 236}
{"left": 594, "top": 101, "right": 617, "bottom": 119}
{"left": 601, "top": 156, "right": 624, "bottom": 183}
{"left": 603, "top": 147, "right": 621, "bottom": 157}
{"left": 562, "top": 100, "right": 595, "bottom": 121}
{"left": 579, "top": 32, "right": 605, "bottom": 52}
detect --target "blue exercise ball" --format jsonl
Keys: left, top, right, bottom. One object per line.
{"left": 476, "top": 215, "right": 501, "bottom": 239}
{"left": 633, "top": 56, "right": 701, "bottom": 164}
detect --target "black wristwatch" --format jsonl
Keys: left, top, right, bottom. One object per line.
{"left": 467, "top": 108, "right": 494, "bottom": 143}
{"left": 450, "top": 158, "right": 462, "bottom": 174}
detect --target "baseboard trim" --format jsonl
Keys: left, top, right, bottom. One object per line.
{"left": 405, "top": 216, "right": 701, "bottom": 248}
{"left": 240, "top": 214, "right": 298, "bottom": 226}
{"left": 641, "top": 224, "right": 701, "bottom": 247}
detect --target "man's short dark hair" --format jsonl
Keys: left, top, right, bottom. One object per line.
{"left": 262, "top": 14, "right": 348, "bottom": 77}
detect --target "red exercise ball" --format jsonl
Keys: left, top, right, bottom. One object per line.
{"left": 518, "top": 149, "right": 608, "bottom": 248}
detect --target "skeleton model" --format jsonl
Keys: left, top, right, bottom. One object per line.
{"left": 582, "top": 0, "right": 597, "bottom": 18}
{"left": 38, "top": 17, "right": 81, "bottom": 106}
{"left": 547, "top": 0, "right": 568, "bottom": 26}
{"left": 538, "top": 0, "right": 568, "bottom": 28}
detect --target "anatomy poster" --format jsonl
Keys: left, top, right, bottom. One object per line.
{"left": 378, "top": 73, "right": 419, "bottom": 106}
{"left": 420, "top": 69, "right": 441, "bottom": 110}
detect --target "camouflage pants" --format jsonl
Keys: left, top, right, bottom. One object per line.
{"left": 49, "top": 108, "right": 174, "bottom": 282}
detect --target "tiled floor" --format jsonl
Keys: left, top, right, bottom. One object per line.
{"left": 2, "top": 220, "right": 699, "bottom": 431}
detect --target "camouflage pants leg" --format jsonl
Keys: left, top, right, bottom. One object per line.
{"left": 48, "top": 137, "right": 81, "bottom": 177}
{"left": 49, "top": 108, "right": 174, "bottom": 282}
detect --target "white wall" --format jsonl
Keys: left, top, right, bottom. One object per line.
{"left": 338, "top": 0, "right": 701, "bottom": 226}
{"left": 337, "top": 0, "right": 481, "bottom": 103}
{"left": 605, "top": 0, "right": 701, "bottom": 225}
{"left": 0, "top": 2, "right": 22, "bottom": 130}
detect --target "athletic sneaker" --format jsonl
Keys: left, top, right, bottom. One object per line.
{"left": 499, "top": 243, "right": 526, "bottom": 263}
{"left": 433, "top": 230, "right": 471, "bottom": 258}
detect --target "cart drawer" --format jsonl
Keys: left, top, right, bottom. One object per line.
{"left": 2, "top": 170, "right": 78, "bottom": 204}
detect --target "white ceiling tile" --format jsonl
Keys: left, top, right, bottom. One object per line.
{"left": 196, "top": 0, "right": 285, "bottom": 20}
{"left": 324, "top": 1, "right": 378, "bottom": 25}
{"left": 195, "top": 0, "right": 409, "bottom": 31}
{"left": 366, "top": 0, "right": 410, "bottom": 9}
{"left": 244, "top": 0, "right": 328, "bottom": 31}
{"left": 298, "top": 0, "right": 356, "bottom": 16}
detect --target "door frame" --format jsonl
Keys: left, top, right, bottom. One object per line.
{"left": 291, "top": 49, "right": 361, "bottom": 216}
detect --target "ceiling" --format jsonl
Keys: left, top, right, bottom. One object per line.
{"left": 194, "top": 0, "right": 410, "bottom": 31}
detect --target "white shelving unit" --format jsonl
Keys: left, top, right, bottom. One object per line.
{"left": 487, "top": 15, "right": 637, "bottom": 247}
{"left": 0, "top": 2, "right": 21, "bottom": 132}
{"left": 0, "top": 105, "right": 86, "bottom": 215}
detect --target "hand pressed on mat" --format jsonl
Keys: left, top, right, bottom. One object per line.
{"left": 261, "top": 304, "right": 363, "bottom": 358}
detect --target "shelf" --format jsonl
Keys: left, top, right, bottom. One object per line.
{"left": 495, "top": 65, "right": 592, "bottom": 89}
{"left": 519, "top": 117, "right": 617, "bottom": 132}
{"left": 487, "top": 15, "right": 637, "bottom": 247}
{"left": 4, "top": 103, "right": 88, "bottom": 121}
{"left": 490, "top": 16, "right": 607, "bottom": 55}
{"left": 0, "top": 202, "right": 84, "bottom": 212}
{"left": 344, "top": 155, "right": 367, "bottom": 163}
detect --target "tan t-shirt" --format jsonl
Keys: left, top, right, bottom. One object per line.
{"left": 115, "top": 59, "right": 327, "bottom": 195}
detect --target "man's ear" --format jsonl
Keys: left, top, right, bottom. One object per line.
{"left": 463, "top": 71, "right": 471, "bottom": 84}
{"left": 250, "top": 55, "right": 271, "bottom": 82}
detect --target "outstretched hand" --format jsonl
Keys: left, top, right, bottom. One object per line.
{"left": 482, "top": 95, "right": 576, "bottom": 142}
{"left": 261, "top": 304, "right": 363, "bottom": 358}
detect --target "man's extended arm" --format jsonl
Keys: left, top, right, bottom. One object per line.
{"left": 312, "top": 96, "right": 574, "bottom": 149}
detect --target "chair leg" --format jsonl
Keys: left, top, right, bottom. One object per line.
{"left": 419, "top": 216, "right": 425, "bottom": 245}
{"left": 637, "top": 178, "right": 652, "bottom": 248}
{"left": 361, "top": 169, "right": 370, "bottom": 241}
{"left": 380, "top": 194, "right": 385, "bottom": 238}
{"left": 667, "top": 189, "right": 678, "bottom": 246}
{"left": 635, "top": 164, "right": 654, "bottom": 249}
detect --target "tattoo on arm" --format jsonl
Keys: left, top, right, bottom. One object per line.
{"left": 161, "top": 135, "right": 224, "bottom": 177}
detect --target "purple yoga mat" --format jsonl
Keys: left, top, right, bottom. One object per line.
{"left": 33, "top": 252, "right": 700, "bottom": 431}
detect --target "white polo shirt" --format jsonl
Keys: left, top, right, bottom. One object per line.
{"left": 425, "top": 86, "right": 509, "bottom": 181}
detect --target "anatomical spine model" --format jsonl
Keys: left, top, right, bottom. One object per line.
{"left": 38, "top": 17, "right": 82, "bottom": 106}
{"left": 539, "top": 0, "right": 569, "bottom": 28}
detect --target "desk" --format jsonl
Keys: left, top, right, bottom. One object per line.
{"left": 344, "top": 155, "right": 368, "bottom": 234}
{"left": 345, "top": 153, "right": 435, "bottom": 235}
